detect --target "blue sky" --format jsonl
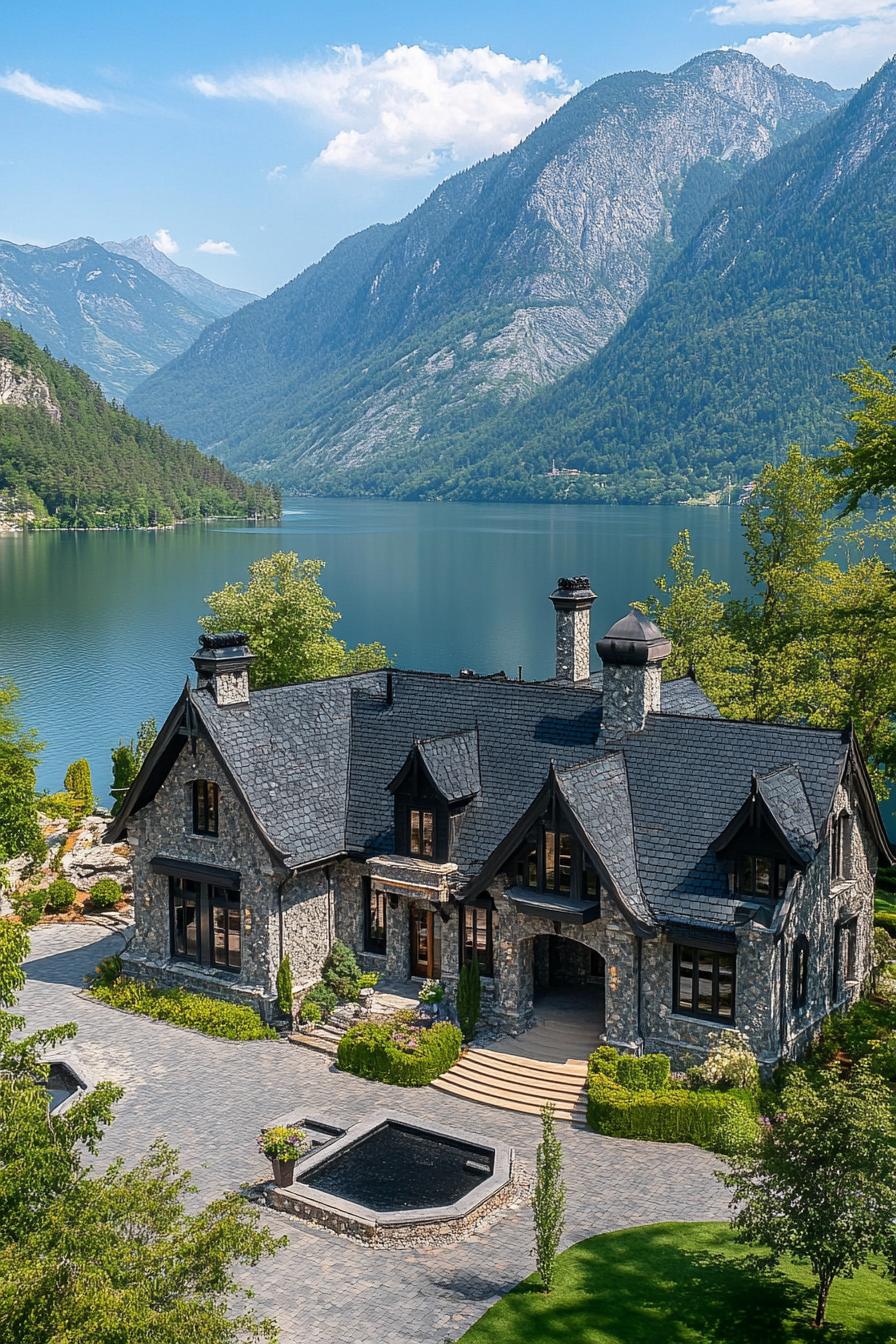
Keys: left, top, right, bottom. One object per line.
{"left": 2, "top": 0, "right": 893, "bottom": 294}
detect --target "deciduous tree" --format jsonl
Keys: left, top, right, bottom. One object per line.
{"left": 200, "top": 551, "right": 390, "bottom": 689}
{"left": 0, "top": 678, "right": 45, "bottom": 869}
{"left": 723, "top": 1064, "right": 896, "bottom": 1329}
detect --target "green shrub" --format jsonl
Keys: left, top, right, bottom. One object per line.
{"left": 322, "top": 939, "right": 362, "bottom": 1000}
{"left": 616, "top": 1053, "right": 671, "bottom": 1093}
{"left": 589, "top": 1045, "right": 620, "bottom": 1080}
{"left": 299, "top": 999, "right": 322, "bottom": 1026}
{"left": 89, "top": 878, "right": 122, "bottom": 910}
{"left": 687, "top": 1030, "right": 760, "bottom": 1092}
{"left": 302, "top": 981, "right": 337, "bottom": 1017}
{"left": 587, "top": 1074, "right": 758, "bottom": 1154}
{"left": 875, "top": 911, "right": 896, "bottom": 937}
{"left": 358, "top": 970, "right": 379, "bottom": 990}
{"left": 457, "top": 955, "right": 481, "bottom": 1042}
{"left": 276, "top": 954, "right": 293, "bottom": 1015}
{"left": 91, "top": 977, "right": 276, "bottom": 1040}
{"left": 44, "top": 877, "right": 76, "bottom": 912}
{"left": 91, "top": 954, "right": 122, "bottom": 988}
{"left": 11, "top": 889, "right": 43, "bottom": 927}
{"left": 38, "top": 791, "right": 81, "bottom": 824}
{"left": 337, "top": 1017, "right": 462, "bottom": 1086}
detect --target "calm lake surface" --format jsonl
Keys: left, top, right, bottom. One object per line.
{"left": 2, "top": 498, "right": 749, "bottom": 800}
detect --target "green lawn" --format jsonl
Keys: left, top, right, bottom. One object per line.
{"left": 460, "top": 1223, "right": 896, "bottom": 1343}
{"left": 876, "top": 891, "right": 896, "bottom": 918}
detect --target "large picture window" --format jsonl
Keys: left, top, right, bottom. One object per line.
{"left": 364, "top": 879, "right": 387, "bottom": 954}
{"left": 192, "top": 779, "right": 219, "bottom": 836}
{"left": 461, "top": 905, "right": 494, "bottom": 977}
{"left": 673, "top": 944, "right": 736, "bottom": 1023}
{"left": 170, "top": 877, "right": 200, "bottom": 962}
{"left": 169, "top": 875, "right": 239, "bottom": 971}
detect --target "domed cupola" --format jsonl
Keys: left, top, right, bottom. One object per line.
{"left": 596, "top": 608, "right": 672, "bottom": 737}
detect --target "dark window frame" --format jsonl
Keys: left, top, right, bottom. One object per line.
{"left": 168, "top": 875, "right": 240, "bottom": 972}
{"left": 191, "top": 779, "right": 219, "bottom": 837}
{"left": 791, "top": 934, "right": 809, "bottom": 1009}
{"left": 832, "top": 813, "right": 850, "bottom": 881}
{"left": 734, "top": 853, "right": 789, "bottom": 899}
{"left": 843, "top": 915, "right": 859, "bottom": 984}
{"left": 408, "top": 805, "right": 435, "bottom": 858}
{"left": 460, "top": 905, "right": 494, "bottom": 977}
{"left": 673, "top": 943, "right": 736, "bottom": 1024}
{"left": 509, "top": 821, "right": 602, "bottom": 907}
{"left": 363, "top": 878, "right": 387, "bottom": 955}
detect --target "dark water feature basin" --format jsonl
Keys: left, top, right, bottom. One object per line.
{"left": 304, "top": 1120, "right": 494, "bottom": 1213}
{"left": 44, "top": 1061, "right": 86, "bottom": 1112}
{"left": 264, "top": 1109, "right": 514, "bottom": 1243}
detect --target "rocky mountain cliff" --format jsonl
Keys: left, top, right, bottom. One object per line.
{"left": 103, "top": 235, "right": 257, "bottom": 319}
{"left": 127, "top": 51, "right": 848, "bottom": 482}
{"left": 0, "top": 237, "right": 253, "bottom": 400}
{"left": 424, "top": 55, "right": 895, "bottom": 504}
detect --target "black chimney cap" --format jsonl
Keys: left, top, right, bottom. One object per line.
{"left": 199, "top": 632, "right": 250, "bottom": 651}
{"left": 596, "top": 608, "right": 672, "bottom": 666}
{"left": 550, "top": 576, "right": 596, "bottom": 608}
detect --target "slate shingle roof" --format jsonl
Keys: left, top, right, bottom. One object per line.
{"left": 555, "top": 754, "right": 652, "bottom": 926}
{"left": 183, "top": 668, "right": 853, "bottom": 934}
{"left": 416, "top": 730, "right": 481, "bottom": 803}
{"left": 755, "top": 764, "right": 818, "bottom": 866}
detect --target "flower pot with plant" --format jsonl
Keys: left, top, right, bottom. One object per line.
{"left": 418, "top": 978, "right": 445, "bottom": 1022}
{"left": 258, "top": 1124, "right": 309, "bottom": 1186}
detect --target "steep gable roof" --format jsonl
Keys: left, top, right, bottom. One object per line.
{"left": 388, "top": 729, "right": 481, "bottom": 805}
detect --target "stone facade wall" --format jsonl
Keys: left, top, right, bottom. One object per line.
{"left": 601, "top": 663, "right": 661, "bottom": 738}
{"left": 212, "top": 669, "right": 250, "bottom": 706}
{"left": 123, "top": 736, "right": 282, "bottom": 1018}
{"left": 279, "top": 867, "right": 333, "bottom": 994}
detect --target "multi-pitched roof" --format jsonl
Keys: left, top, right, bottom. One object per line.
{"left": 111, "top": 661, "right": 886, "bottom": 934}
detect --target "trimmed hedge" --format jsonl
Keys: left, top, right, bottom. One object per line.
{"left": 91, "top": 977, "right": 277, "bottom": 1041}
{"left": 337, "top": 1019, "right": 462, "bottom": 1086}
{"left": 589, "top": 1047, "right": 671, "bottom": 1093}
{"left": 90, "top": 878, "right": 122, "bottom": 910}
{"left": 587, "top": 1075, "right": 758, "bottom": 1153}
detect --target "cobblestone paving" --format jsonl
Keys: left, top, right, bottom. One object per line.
{"left": 22, "top": 924, "right": 730, "bottom": 1344}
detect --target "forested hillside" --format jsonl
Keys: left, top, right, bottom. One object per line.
{"left": 128, "top": 51, "right": 846, "bottom": 493}
{"left": 0, "top": 322, "right": 279, "bottom": 528}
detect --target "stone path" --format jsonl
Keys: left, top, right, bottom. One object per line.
{"left": 21, "top": 924, "right": 730, "bottom": 1344}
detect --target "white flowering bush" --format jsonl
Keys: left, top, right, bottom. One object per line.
{"left": 691, "top": 1030, "right": 759, "bottom": 1092}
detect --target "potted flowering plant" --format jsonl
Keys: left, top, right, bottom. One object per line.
{"left": 258, "top": 1124, "right": 309, "bottom": 1186}
{"left": 418, "top": 978, "right": 445, "bottom": 1022}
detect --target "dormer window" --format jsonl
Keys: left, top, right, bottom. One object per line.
{"left": 734, "top": 855, "right": 789, "bottom": 899}
{"left": 509, "top": 823, "right": 601, "bottom": 906}
{"left": 409, "top": 807, "right": 434, "bottom": 858}
{"left": 192, "top": 780, "right": 219, "bottom": 837}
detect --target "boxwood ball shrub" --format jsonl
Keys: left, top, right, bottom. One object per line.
{"left": 91, "top": 977, "right": 277, "bottom": 1041}
{"left": 44, "top": 877, "right": 77, "bottom": 913}
{"left": 337, "top": 1017, "right": 462, "bottom": 1086}
{"left": 89, "top": 878, "right": 122, "bottom": 910}
{"left": 299, "top": 999, "right": 322, "bottom": 1026}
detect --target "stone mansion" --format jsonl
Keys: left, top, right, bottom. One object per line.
{"left": 109, "top": 578, "right": 891, "bottom": 1068}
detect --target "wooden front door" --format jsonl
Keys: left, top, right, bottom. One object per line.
{"left": 410, "top": 906, "right": 441, "bottom": 979}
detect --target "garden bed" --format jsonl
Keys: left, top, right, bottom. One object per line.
{"left": 336, "top": 1011, "right": 462, "bottom": 1086}
{"left": 90, "top": 977, "right": 276, "bottom": 1041}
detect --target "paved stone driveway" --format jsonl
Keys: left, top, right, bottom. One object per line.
{"left": 22, "top": 924, "right": 730, "bottom": 1344}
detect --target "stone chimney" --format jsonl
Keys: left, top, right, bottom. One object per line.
{"left": 191, "top": 633, "right": 255, "bottom": 707}
{"left": 596, "top": 608, "right": 672, "bottom": 738}
{"left": 549, "top": 577, "right": 596, "bottom": 683}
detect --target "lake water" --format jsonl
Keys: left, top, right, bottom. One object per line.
{"left": 1, "top": 498, "right": 749, "bottom": 801}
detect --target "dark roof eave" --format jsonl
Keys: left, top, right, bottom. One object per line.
{"left": 844, "top": 727, "right": 895, "bottom": 864}
{"left": 710, "top": 786, "right": 812, "bottom": 869}
{"left": 105, "top": 682, "right": 193, "bottom": 844}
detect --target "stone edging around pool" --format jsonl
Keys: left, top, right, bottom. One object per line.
{"left": 262, "top": 1109, "right": 521, "bottom": 1247}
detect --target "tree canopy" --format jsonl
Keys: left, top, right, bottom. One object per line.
{"left": 0, "top": 678, "right": 45, "bottom": 870}
{"left": 200, "top": 551, "right": 391, "bottom": 689}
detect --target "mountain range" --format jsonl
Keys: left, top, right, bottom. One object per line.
{"left": 0, "top": 236, "right": 256, "bottom": 401}
{"left": 126, "top": 50, "right": 862, "bottom": 499}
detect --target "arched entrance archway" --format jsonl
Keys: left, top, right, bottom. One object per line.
{"left": 503, "top": 933, "right": 606, "bottom": 1063}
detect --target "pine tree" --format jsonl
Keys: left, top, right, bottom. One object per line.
{"left": 276, "top": 955, "right": 293, "bottom": 1016}
{"left": 63, "top": 759, "right": 93, "bottom": 818}
{"left": 532, "top": 1102, "right": 566, "bottom": 1293}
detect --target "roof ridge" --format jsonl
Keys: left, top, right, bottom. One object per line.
{"left": 647, "top": 710, "right": 849, "bottom": 740}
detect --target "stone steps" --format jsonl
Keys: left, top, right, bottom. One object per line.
{"left": 432, "top": 1047, "right": 590, "bottom": 1123}
{"left": 289, "top": 1003, "right": 361, "bottom": 1055}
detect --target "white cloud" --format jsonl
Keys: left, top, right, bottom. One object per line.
{"left": 266, "top": 163, "right": 287, "bottom": 181}
{"left": 709, "top": 0, "right": 894, "bottom": 23}
{"left": 0, "top": 69, "right": 103, "bottom": 113}
{"left": 152, "top": 227, "right": 179, "bottom": 255}
{"left": 191, "top": 43, "right": 577, "bottom": 176}
{"left": 732, "top": 16, "right": 896, "bottom": 83}
{"left": 197, "top": 239, "right": 237, "bottom": 255}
